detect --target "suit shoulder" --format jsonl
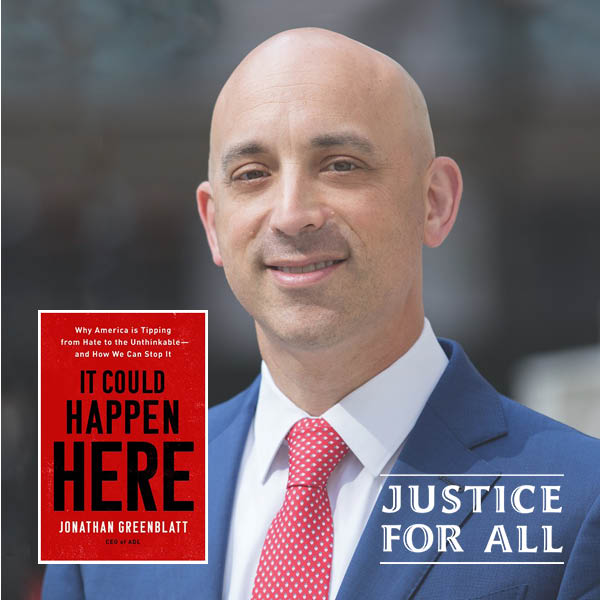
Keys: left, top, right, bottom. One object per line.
{"left": 499, "top": 393, "right": 600, "bottom": 444}
{"left": 497, "top": 393, "right": 600, "bottom": 473}
{"left": 208, "top": 375, "right": 260, "bottom": 439}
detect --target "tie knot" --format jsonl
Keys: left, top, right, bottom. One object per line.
{"left": 286, "top": 418, "right": 349, "bottom": 488}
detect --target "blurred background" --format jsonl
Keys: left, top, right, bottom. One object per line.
{"left": 2, "top": 0, "right": 599, "bottom": 597}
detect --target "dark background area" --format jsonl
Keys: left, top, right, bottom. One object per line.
{"left": 2, "top": 1, "right": 599, "bottom": 597}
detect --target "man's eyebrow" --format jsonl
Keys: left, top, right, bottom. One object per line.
{"left": 221, "top": 141, "right": 267, "bottom": 173}
{"left": 219, "top": 133, "right": 375, "bottom": 173}
{"left": 310, "top": 133, "right": 375, "bottom": 154}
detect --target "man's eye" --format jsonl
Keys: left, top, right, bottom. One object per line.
{"left": 326, "top": 161, "right": 356, "bottom": 172}
{"left": 237, "top": 169, "right": 268, "bottom": 181}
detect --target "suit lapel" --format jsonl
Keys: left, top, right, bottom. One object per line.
{"left": 336, "top": 340, "right": 508, "bottom": 600}
{"left": 198, "top": 378, "right": 260, "bottom": 597}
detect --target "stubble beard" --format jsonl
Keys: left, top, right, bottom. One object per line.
{"left": 253, "top": 278, "right": 382, "bottom": 353}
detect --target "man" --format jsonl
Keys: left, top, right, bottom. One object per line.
{"left": 44, "top": 28, "right": 600, "bottom": 600}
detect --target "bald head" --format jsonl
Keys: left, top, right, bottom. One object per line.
{"left": 208, "top": 28, "right": 435, "bottom": 180}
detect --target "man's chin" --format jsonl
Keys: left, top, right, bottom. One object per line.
{"left": 256, "top": 311, "right": 348, "bottom": 351}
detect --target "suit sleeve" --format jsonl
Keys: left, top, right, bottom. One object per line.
{"left": 42, "top": 565, "right": 85, "bottom": 599}
{"left": 557, "top": 492, "right": 600, "bottom": 599}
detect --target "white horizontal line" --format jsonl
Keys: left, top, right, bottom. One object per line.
{"left": 380, "top": 474, "right": 564, "bottom": 477}
{"left": 380, "top": 561, "right": 564, "bottom": 565}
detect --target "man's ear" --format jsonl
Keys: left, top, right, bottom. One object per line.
{"left": 423, "top": 156, "right": 462, "bottom": 248}
{"left": 196, "top": 181, "right": 223, "bottom": 267}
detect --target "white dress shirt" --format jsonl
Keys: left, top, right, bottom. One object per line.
{"left": 222, "top": 319, "right": 448, "bottom": 599}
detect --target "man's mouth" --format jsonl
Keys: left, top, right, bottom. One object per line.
{"left": 270, "top": 259, "right": 344, "bottom": 274}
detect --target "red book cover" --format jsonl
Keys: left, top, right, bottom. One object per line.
{"left": 38, "top": 310, "right": 207, "bottom": 563}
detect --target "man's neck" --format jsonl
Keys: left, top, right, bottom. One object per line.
{"left": 257, "top": 315, "right": 424, "bottom": 416}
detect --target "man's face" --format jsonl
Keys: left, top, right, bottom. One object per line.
{"left": 200, "top": 39, "right": 428, "bottom": 351}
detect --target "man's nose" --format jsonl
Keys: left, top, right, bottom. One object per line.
{"left": 268, "top": 168, "right": 328, "bottom": 236}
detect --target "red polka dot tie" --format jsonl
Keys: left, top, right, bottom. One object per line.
{"left": 251, "top": 418, "right": 349, "bottom": 600}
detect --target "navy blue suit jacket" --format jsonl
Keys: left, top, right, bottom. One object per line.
{"left": 43, "top": 340, "right": 600, "bottom": 599}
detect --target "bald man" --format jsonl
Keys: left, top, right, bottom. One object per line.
{"left": 44, "top": 28, "right": 600, "bottom": 600}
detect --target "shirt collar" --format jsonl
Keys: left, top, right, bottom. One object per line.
{"left": 254, "top": 318, "right": 448, "bottom": 482}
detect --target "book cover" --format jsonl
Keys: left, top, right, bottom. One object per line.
{"left": 38, "top": 310, "right": 207, "bottom": 563}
